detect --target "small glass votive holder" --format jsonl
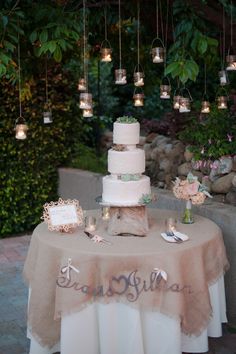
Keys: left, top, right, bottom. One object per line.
{"left": 165, "top": 218, "right": 177, "bottom": 233}
{"left": 84, "top": 216, "right": 96, "bottom": 232}
{"left": 102, "top": 207, "right": 110, "bottom": 220}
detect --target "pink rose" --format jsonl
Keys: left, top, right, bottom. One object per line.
{"left": 184, "top": 181, "right": 200, "bottom": 196}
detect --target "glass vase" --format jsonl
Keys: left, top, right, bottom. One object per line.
{"left": 182, "top": 200, "right": 194, "bottom": 224}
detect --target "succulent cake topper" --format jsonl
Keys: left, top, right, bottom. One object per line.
{"left": 116, "top": 116, "right": 137, "bottom": 124}
{"left": 138, "top": 193, "right": 153, "bottom": 205}
{"left": 120, "top": 174, "right": 141, "bottom": 181}
{"left": 112, "top": 144, "right": 127, "bottom": 151}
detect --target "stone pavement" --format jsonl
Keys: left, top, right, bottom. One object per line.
{"left": 0, "top": 235, "right": 235, "bottom": 354}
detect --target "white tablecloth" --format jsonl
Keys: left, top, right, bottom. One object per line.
{"left": 28, "top": 275, "right": 227, "bottom": 354}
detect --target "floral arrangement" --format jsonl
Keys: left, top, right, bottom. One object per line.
{"left": 116, "top": 116, "right": 137, "bottom": 124}
{"left": 173, "top": 172, "right": 212, "bottom": 205}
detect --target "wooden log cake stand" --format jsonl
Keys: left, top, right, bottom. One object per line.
{"left": 107, "top": 206, "right": 149, "bottom": 237}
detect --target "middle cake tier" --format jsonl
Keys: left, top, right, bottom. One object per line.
{"left": 102, "top": 175, "right": 151, "bottom": 206}
{"left": 108, "top": 148, "right": 145, "bottom": 175}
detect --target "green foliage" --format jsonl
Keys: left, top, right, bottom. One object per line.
{"left": 70, "top": 143, "right": 107, "bottom": 175}
{"left": 116, "top": 116, "right": 137, "bottom": 123}
{"left": 178, "top": 105, "right": 236, "bottom": 161}
{"left": 165, "top": 0, "right": 219, "bottom": 84}
{"left": 0, "top": 73, "right": 81, "bottom": 237}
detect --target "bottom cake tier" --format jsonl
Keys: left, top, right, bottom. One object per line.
{"left": 102, "top": 175, "right": 151, "bottom": 206}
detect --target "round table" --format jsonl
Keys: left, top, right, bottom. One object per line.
{"left": 23, "top": 208, "right": 229, "bottom": 354}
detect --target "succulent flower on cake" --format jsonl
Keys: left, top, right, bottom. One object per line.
{"left": 116, "top": 116, "right": 137, "bottom": 124}
{"left": 172, "top": 172, "right": 212, "bottom": 205}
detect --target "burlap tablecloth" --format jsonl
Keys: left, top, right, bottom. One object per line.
{"left": 23, "top": 209, "right": 229, "bottom": 349}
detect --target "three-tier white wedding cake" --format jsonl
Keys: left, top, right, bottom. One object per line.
{"left": 102, "top": 117, "right": 151, "bottom": 206}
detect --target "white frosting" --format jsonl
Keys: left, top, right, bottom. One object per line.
{"left": 108, "top": 148, "right": 145, "bottom": 174}
{"left": 102, "top": 176, "right": 151, "bottom": 206}
{"left": 113, "top": 122, "right": 140, "bottom": 145}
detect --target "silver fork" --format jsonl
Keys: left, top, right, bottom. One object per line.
{"left": 166, "top": 231, "right": 183, "bottom": 243}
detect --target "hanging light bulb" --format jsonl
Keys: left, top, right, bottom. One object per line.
{"left": 160, "top": 77, "right": 171, "bottom": 99}
{"left": 133, "top": 90, "right": 144, "bottom": 107}
{"left": 115, "top": 0, "right": 126, "bottom": 85}
{"left": 77, "top": 78, "right": 87, "bottom": 91}
{"left": 15, "top": 116, "right": 28, "bottom": 140}
{"left": 150, "top": 0, "right": 166, "bottom": 64}
{"left": 179, "top": 88, "right": 192, "bottom": 113}
{"left": 226, "top": 1, "right": 236, "bottom": 71}
{"left": 83, "top": 107, "right": 93, "bottom": 117}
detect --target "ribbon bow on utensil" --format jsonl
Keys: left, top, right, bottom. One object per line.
{"left": 61, "top": 258, "right": 80, "bottom": 280}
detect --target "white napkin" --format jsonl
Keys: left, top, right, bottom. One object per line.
{"left": 161, "top": 231, "right": 189, "bottom": 243}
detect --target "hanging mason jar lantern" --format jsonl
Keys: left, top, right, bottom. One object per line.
{"left": 219, "top": 70, "right": 229, "bottom": 86}
{"left": 79, "top": 93, "right": 92, "bottom": 109}
{"left": 134, "top": 69, "right": 145, "bottom": 87}
{"left": 133, "top": 89, "right": 144, "bottom": 107}
{"left": 217, "top": 95, "right": 228, "bottom": 109}
{"left": 201, "top": 100, "right": 211, "bottom": 114}
{"left": 78, "top": 78, "right": 87, "bottom": 91}
{"left": 226, "top": 54, "right": 236, "bottom": 71}
{"left": 160, "top": 77, "right": 171, "bottom": 99}
{"left": 179, "top": 88, "right": 192, "bottom": 113}
{"left": 115, "top": 68, "right": 127, "bottom": 85}
{"left": 100, "top": 40, "right": 112, "bottom": 62}
{"left": 173, "top": 88, "right": 182, "bottom": 110}
{"left": 151, "top": 38, "right": 165, "bottom": 63}
{"left": 43, "top": 103, "right": 52, "bottom": 124}
{"left": 82, "top": 107, "right": 93, "bottom": 117}
{"left": 15, "top": 116, "right": 28, "bottom": 140}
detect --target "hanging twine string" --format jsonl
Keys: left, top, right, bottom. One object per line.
{"left": 223, "top": 5, "right": 226, "bottom": 66}
{"left": 204, "top": 62, "right": 207, "bottom": 95}
{"left": 104, "top": 0, "right": 107, "bottom": 41}
{"left": 165, "top": 0, "right": 169, "bottom": 50}
{"left": 17, "top": 31, "right": 22, "bottom": 117}
{"left": 118, "top": 0, "right": 122, "bottom": 69}
{"left": 160, "top": 0, "right": 164, "bottom": 43}
{"left": 171, "top": 5, "right": 175, "bottom": 43}
{"left": 83, "top": 0, "right": 88, "bottom": 91}
{"left": 137, "top": 0, "right": 140, "bottom": 67}
{"left": 156, "top": 0, "right": 159, "bottom": 38}
{"left": 230, "top": 0, "right": 233, "bottom": 47}
{"left": 45, "top": 56, "right": 48, "bottom": 104}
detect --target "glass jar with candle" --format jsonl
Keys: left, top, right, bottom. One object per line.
{"left": 79, "top": 93, "right": 93, "bottom": 109}
{"left": 115, "top": 69, "right": 127, "bottom": 85}
{"left": 179, "top": 97, "right": 191, "bottom": 113}
{"left": 134, "top": 71, "right": 145, "bottom": 87}
{"left": 201, "top": 100, "right": 210, "bottom": 114}
{"left": 85, "top": 216, "right": 97, "bottom": 232}
{"left": 100, "top": 47, "right": 112, "bottom": 62}
{"left": 101, "top": 207, "right": 110, "bottom": 220}
{"left": 217, "top": 96, "right": 227, "bottom": 109}
{"left": 133, "top": 92, "right": 144, "bottom": 107}
{"left": 78, "top": 78, "right": 87, "bottom": 91}
{"left": 15, "top": 116, "right": 28, "bottom": 140}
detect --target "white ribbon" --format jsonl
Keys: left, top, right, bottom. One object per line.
{"left": 91, "top": 235, "right": 103, "bottom": 243}
{"left": 61, "top": 258, "right": 80, "bottom": 280}
{"left": 153, "top": 267, "right": 168, "bottom": 282}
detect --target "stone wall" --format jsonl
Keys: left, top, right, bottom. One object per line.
{"left": 59, "top": 167, "right": 236, "bottom": 325}
{"left": 102, "top": 130, "right": 236, "bottom": 205}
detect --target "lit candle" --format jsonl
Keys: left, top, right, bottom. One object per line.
{"left": 85, "top": 216, "right": 96, "bottom": 232}
{"left": 153, "top": 55, "right": 163, "bottom": 63}
{"left": 165, "top": 218, "right": 177, "bottom": 233}
{"left": 102, "top": 207, "right": 110, "bottom": 220}
{"left": 179, "top": 105, "right": 190, "bottom": 113}
{"left": 134, "top": 99, "right": 143, "bottom": 106}
{"left": 134, "top": 78, "right": 144, "bottom": 87}
{"left": 102, "top": 54, "right": 112, "bottom": 62}
{"left": 160, "top": 92, "right": 170, "bottom": 99}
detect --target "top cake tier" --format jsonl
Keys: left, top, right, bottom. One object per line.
{"left": 113, "top": 122, "right": 140, "bottom": 145}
